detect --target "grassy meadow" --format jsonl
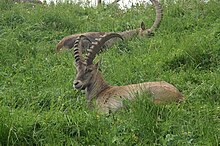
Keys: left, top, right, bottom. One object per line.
{"left": 0, "top": 0, "right": 219, "bottom": 145}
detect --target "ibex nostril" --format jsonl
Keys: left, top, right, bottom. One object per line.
{"left": 73, "top": 80, "right": 83, "bottom": 89}
{"left": 73, "top": 80, "right": 79, "bottom": 86}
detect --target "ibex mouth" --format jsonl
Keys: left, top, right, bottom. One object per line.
{"left": 74, "top": 85, "right": 83, "bottom": 90}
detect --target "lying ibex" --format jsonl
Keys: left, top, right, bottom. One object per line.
{"left": 72, "top": 33, "right": 184, "bottom": 114}
{"left": 56, "top": 0, "right": 162, "bottom": 52}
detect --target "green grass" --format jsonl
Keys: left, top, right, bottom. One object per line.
{"left": 0, "top": 0, "right": 219, "bottom": 145}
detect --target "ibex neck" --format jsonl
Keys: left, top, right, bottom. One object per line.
{"left": 118, "top": 28, "right": 139, "bottom": 39}
{"left": 85, "top": 72, "right": 109, "bottom": 101}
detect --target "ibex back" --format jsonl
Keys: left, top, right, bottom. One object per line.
{"left": 56, "top": 0, "right": 163, "bottom": 53}
{"left": 72, "top": 33, "right": 184, "bottom": 114}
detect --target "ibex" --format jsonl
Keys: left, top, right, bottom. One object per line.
{"left": 56, "top": 0, "right": 162, "bottom": 53}
{"left": 72, "top": 33, "right": 184, "bottom": 114}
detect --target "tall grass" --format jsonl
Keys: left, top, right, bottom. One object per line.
{"left": 0, "top": 0, "right": 219, "bottom": 145}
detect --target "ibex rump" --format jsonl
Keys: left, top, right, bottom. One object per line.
{"left": 72, "top": 33, "right": 184, "bottom": 114}
{"left": 56, "top": 0, "right": 162, "bottom": 52}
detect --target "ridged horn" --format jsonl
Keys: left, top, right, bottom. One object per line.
{"left": 85, "top": 33, "right": 123, "bottom": 66}
{"left": 149, "top": 0, "right": 163, "bottom": 31}
{"left": 73, "top": 35, "right": 92, "bottom": 64}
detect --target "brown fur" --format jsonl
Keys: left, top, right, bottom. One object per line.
{"left": 56, "top": 0, "right": 163, "bottom": 52}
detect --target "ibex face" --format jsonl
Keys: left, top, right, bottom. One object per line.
{"left": 73, "top": 63, "right": 98, "bottom": 90}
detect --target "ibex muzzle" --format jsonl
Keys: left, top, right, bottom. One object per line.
{"left": 72, "top": 33, "right": 184, "bottom": 114}
{"left": 73, "top": 64, "right": 95, "bottom": 90}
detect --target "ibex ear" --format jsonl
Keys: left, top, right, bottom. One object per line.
{"left": 141, "top": 22, "right": 145, "bottom": 30}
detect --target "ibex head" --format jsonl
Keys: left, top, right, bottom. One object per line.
{"left": 73, "top": 33, "right": 123, "bottom": 90}
{"left": 138, "top": 22, "right": 153, "bottom": 37}
{"left": 139, "top": 0, "right": 163, "bottom": 37}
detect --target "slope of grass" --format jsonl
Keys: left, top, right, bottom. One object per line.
{"left": 0, "top": 0, "right": 219, "bottom": 145}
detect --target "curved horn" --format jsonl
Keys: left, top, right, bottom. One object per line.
{"left": 149, "top": 0, "right": 163, "bottom": 32}
{"left": 85, "top": 33, "right": 123, "bottom": 66}
{"left": 73, "top": 35, "right": 92, "bottom": 64}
